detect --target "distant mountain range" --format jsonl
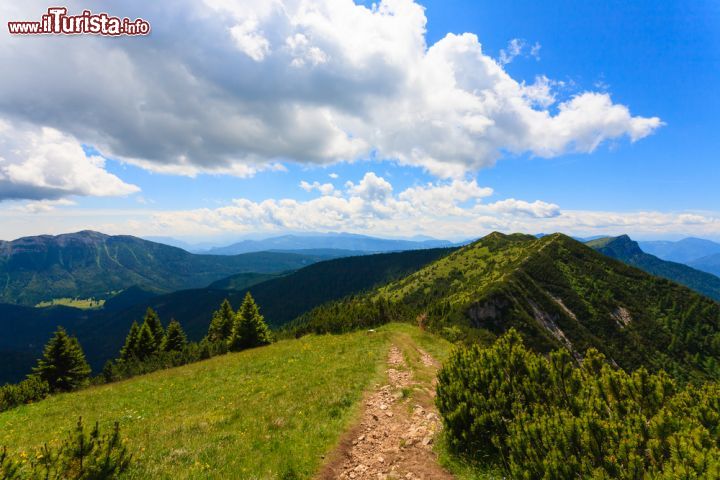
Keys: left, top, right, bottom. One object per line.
{"left": 587, "top": 235, "right": 720, "bottom": 302}
{"left": 203, "top": 233, "right": 454, "bottom": 255}
{"left": 646, "top": 239, "right": 720, "bottom": 278}
{"left": 639, "top": 237, "right": 720, "bottom": 264}
{"left": 638, "top": 237, "right": 720, "bottom": 277}
{"left": 0, "top": 231, "right": 339, "bottom": 306}
{"left": 690, "top": 254, "right": 720, "bottom": 278}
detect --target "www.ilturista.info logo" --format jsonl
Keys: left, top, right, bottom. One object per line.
{"left": 8, "top": 7, "right": 150, "bottom": 36}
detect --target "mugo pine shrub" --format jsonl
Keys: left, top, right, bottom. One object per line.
{"left": 0, "top": 417, "right": 130, "bottom": 479}
{"left": 436, "top": 329, "right": 720, "bottom": 479}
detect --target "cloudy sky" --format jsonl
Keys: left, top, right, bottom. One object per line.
{"left": 1, "top": 0, "right": 718, "bottom": 242}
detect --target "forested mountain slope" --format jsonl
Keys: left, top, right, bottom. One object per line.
{"left": 587, "top": 235, "right": 720, "bottom": 301}
{"left": 0, "top": 231, "right": 331, "bottom": 305}
{"left": 296, "top": 233, "right": 720, "bottom": 381}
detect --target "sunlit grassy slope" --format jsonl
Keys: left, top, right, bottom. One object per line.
{"left": 0, "top": 323, "right": 448, "bottom": 479}
{"left": 35, "top": 297, "right": 105, "bottom": 309}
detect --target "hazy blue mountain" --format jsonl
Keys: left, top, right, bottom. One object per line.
{"left": 205, "top": 232, "right": 452, "bottom": 255}
{"left": 639, "top": 237, "right": 720, "bottom": 264}
{"left": 141, "top": 236, "right": 221, "bottom": 252}
{"left": 0, "top": 231, "right": 336, "bottom": 306}
{"left": 587, "top": 235, "right": 720, "bottom": 302}
{"left": 690, "top": 253, "right": 720, "bottom": 278}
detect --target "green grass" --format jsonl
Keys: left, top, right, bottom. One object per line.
{"left": 435, "top": 434, "right": 506, "bottom": 480}
{"left": 1, "top": 325, "right": 436, "bottom": 479}
{"left": 35, "top": 297, "right": 105, "bottom": 309}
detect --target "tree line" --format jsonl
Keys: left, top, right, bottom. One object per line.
{"left": 0, "top": 293, "right": 271, "bottom": 412}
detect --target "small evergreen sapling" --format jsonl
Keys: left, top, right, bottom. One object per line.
{"left": 31, "top": 327, "right": 91, "bottom": 393}
{"left": 120, "top": 321, "right": 140, "bottom": 360}
{"left": 207, "top": 299, "right": 234, "bottom": 343}
{"left": 162, "top": 319, "right": 188, "bottom": 352}
{"left": 0, "top": 417, "right": 131, "bottom": 478}
{"left": 228, "top": 293, "right": 271, "bottom": 351}
{"left": 142, "top": 307, "right": 164, "bottom": 351}
{"left": 135, "top": 323, "right": 157, "bottom": 360}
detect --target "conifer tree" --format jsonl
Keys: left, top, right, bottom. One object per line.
{"left": 119, "top": 321, "right": 140, "bottom": 360}
{"left": 142, "top": 308, "right": 164, "bottom": 350}
{"left": 31, "top": 327, "right": 91, "bottom": 392}
{"left": 162, "top": 319, "right": 187, "bottom": 352}
{"left": 228, "top": 293, "right": 271, "bottom": 351}
{"left": 207, "top": 299, "right": 234, "bottom": 343}
{"left": 135, "top": 323, "right": 157, "bottom": 360}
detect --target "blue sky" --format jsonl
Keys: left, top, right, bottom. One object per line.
{"left": 0, "top": 0, "right": 718, "bottom": 242}
{"left": 422, "top": 0, "right": 719, "bottom": 212}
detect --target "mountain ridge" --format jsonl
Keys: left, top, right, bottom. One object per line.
{"left": 0, "top": 230, "right": 338, "bottom": 306}
{"left": 587, "top": 235, "right": 720, "bottom": 302}
{"left": 296, "top": 232, "right": 720, "bottom": 381}
{"left": 690, "top": 253, "right": 720, "bottom": 278}
{"left": 205, "top": 232, "right": 453, "bottom": 255}
{"left": 640, "top": 237, "right": 720, "bottom": 264}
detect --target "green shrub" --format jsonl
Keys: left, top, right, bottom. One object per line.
{"left": 436, "top": 329, "right": 720, "bottom": 479}
{"left": 1, "top": 446, "right": 21, "bottom": 479}
{"left": 0, "top": 418, "right": 130, "bottom": 479}
{"left": 287, "top": 296, "right": 409, "bottom": 337}
{"left": 0, "top": 377, "right": 50, "bottom": 413}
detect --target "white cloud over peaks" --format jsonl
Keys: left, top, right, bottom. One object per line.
{"left": 143, "top": 172, "right": 561, "bottom": 237}
{"left": 11, "top": 199, "right": 76, "bottom": 214}
{"left": 125, "top": 173, "right": 719, "bottom": 240}
{"left": 300, "top": 180, "right": 335, "bottom": 195}
{"left": 0, "top": 119, "right": 139, "bottom": 201}
{"left": 0, "top": 0, "right": 661, "bottom": 185}
{"left": 475, "top": 198, "right": 561, "bottom": 218}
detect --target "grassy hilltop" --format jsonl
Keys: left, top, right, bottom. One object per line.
{"left": 0, "top": 324, "right": 450, "bottom": 479}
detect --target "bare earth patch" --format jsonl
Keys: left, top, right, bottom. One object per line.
{"left": 318, "top": 344, "right": 453, "bottom": 480}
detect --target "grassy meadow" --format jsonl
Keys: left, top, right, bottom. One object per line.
{"left": 35, "top": 297, "right": 106, "bottom": 309}
{"left": 0, "top": 323, "right": 450, "bottom": 479}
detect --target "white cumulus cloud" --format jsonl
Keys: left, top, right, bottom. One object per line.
{"left": 0, "top": 119, "right": 139, "bottom": 201}
{"left": 300, "top": 180, "right": 335, "bottom": 195}
{"left": 139, "top": 172, "right": 562, "bottom": 237}
{"left": 0, "top": 0, "right": 662, "bottom": 184}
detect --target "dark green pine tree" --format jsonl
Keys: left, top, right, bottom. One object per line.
{"left": 162, "top": 319, "right": 187, "bottom": 352}
{"left": 228, "top": 292, "right": 271, "bottom": 351}
{"left": 142, "top": 308, "right": 164, "bottom": 351}
{"left": 135, "top": 323, "right": 157, "bottom": 360}
{"left": 31, "top": 327, "right": 91, "bottom": 392}
{"left": 207, "top": 299, "right": 235, "bottom": 343}
{"left": 119, "top": 321, "right": 140, "bottom": 360}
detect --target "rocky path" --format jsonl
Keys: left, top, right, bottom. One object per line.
{"left": 318, "top": 342, "right": 453, "bottom": 480}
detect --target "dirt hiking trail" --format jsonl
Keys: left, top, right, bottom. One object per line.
{"left": 318, "top": 335, "right": 454, "bottom": 480}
